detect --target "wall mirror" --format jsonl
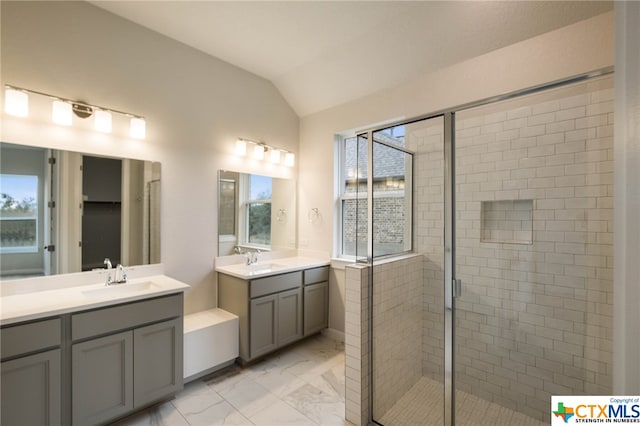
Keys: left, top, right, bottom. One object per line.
{"left": 0, "top": 142, "right": 161, "bottom": 279}
{"left": 217, "top": 170, "right": 296, "bottom": 256}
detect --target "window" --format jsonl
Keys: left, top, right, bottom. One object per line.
{"left": 245, "top": 174, "right": 272, "bottom": 246}
{"left": 338, "top": 128, "right": 412, "bottom": 258}
{"left": 0, "top": 174, "right": 39, "bottom": 253}
{"left": 339, "top": 136, "right": 367, "bottom": 257}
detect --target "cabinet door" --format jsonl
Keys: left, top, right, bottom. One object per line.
{"left": 134, "top": 318, "right": 183, "bottom": 408}
{"left": 250, "top": 294, "right": 278, "bottom": 359}
{"left": 304, "top": 281, "right": 329, "bottom": 336}
{"left": 72, "top": 331, "right": 133, "bottom": 425}
{"left": 1, "top": 349, "right": 61, "bottom": 426}
{"left": 278, "top": 287, "right": 303, "bottom": 346}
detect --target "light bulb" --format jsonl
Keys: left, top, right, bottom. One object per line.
{"left": 4, "top": 88, "right": 29, "bottom": 117}
{"left": 284, "top": 152, "right": 295, "bottom": 167}
{"left": 270, "top": 149, "right": 281, "bottom": 164}
{"left": 94, "top": 110, "right": 112, "bottom": 133}
{"left": 52, "top": 100, "right": 72, "bottom": 125}
{"left": 235, "top": 139, "right": 247, "bottom": 156}
{"left": 253, "top": 144, "right": 265, "bottom": 160}
{"left": 130, "top": 117, "right": 146, "bottom": 139}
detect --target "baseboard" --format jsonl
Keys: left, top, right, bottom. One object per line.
{"left": 322, "top": 327, "right": 345, "bottom": 343}
{"left": 183, "top": 359, "right": 236, "bottom": 384}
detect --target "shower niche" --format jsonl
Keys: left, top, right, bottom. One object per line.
{"left": 480, "top": 199, "right": 533, "bottom": 244}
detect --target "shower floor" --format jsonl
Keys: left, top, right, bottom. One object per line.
{"left": 377, "top": 377, "right": 547, "bottom": 426}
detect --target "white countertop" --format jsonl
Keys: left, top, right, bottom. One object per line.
{"left": 1, "top": 274, "right": 189, "bottom": 326}
{"left": 215, "top": 256, "right": 330, "bottom": 279}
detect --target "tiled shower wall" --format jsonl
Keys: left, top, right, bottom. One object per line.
{"left": 406, "top": 120, "right": 447, "bottom": 382}
{"left": 371, "top": 255, "right": 424, "bottom": 417}
{"left": 407, "top": 78, "right": 614, "bottom": 421}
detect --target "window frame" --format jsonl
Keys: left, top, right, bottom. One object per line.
{"left": 336, "top": 133, "right": 414, "bottom": 260}
{"left": 336, "top": 135, "right": 359, "bottom": 259}
{"left": 0, "top": 173, "right": 40, "bottom": 254}
{"left": 239, "top": 173, "right": 272, "bottom": 249}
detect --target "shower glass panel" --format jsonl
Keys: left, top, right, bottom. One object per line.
{"left": 370, "top": 136, "right": 413, "bottom": 257}
{"left": 454, "top": 75, "right": 614, "bottom": 424}
{"left": 371, "top": 116, "right": 445, "bottom": 425}
{"left": 345, "top": 133, "right": 370, "bottom": 262}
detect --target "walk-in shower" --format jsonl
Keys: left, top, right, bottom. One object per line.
{"left": 358, "top": 72, "right": 614, "bottom": 425}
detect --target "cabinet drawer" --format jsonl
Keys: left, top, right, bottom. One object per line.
{"left": 72, "top": 293, "right": 183, "bottom": 341}
{"left": 304, "top": 266, "right": 329, "bottom": 285}
{"left": 250, "top": 271, "right": 302, "bottom": 298}
{"left": 1, "top": 318, "right": 61, "bottom": 360}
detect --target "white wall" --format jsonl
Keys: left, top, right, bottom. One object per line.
{"left": 0, "top": 1, "right": 299, "bottom": 314}
{"left": 299, "top": 11, "right": 613, "bottom": 255}
{"left": 300, "top": 10, "right": 614, "bottom": 341}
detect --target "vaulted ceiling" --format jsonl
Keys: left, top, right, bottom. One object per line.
{"left": 91, "top": 1, "right": 612, "bottom": 117}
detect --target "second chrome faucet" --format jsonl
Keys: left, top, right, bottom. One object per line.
{"left": 245, "top": 250, "right": 261, "bottom": 265}
{"left": 104, "top": 258, "right": 128, "bottom": 286}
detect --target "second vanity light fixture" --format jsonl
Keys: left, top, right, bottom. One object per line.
{"left": 4, "top": 85, "right": 146, "bottom": 139}
{"left": 235, "top": 138, "right": 295, "bottom": 167}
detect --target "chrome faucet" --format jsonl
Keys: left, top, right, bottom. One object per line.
{"left": 114, "top": 264, "right": 127, "bottom": 284}
{"left": 104, "top": 258, "right": 113, "bottom": 286}
{"left": 104, "top": 258, "right": 127, "bottom": 285}
{"left": 245, "top": 249, "right": 261, "bottom": 265}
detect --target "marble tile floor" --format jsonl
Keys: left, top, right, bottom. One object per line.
{"left": 111, "top": 334, "right": 350, "bottom": 426}
{"left": 378, "top": 376, "right": 548, "bottom": 426}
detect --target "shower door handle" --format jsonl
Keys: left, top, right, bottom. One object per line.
{"left": 452, "top": 279, "right": 462, "bottom": 298}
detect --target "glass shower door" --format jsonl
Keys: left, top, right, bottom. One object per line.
{"left": 453, "top": 74, "right": 614, "bottom": 425}
{"left": 369, "top": 115, "right": 447, "bottom": 425}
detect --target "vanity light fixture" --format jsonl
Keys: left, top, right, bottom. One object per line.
{"left": 235, "top": 138, "right": 248, "bottom": 156}
{"left": 94, "top": 110, "right": 112, "bottom": 133}
{"left": 235, "top": 137, "right": 295, "bottom": 167}
{"left": 3, "top": 84, "right": 146, "bottom": 139}
{"left": 284, "top": 152, "right": 295, "bottom": 167}
{"left": 269, "top": 148, "right": 281, "bottom": 164}
{"left": 4, "top": 87, "right": 29, "bottom": 117}
{"left": 253, "top": 144, "right": 265, "bottom": 160}
{"left": 51, "top": 100, "right": 72, "bottom": 125}
{"left": 129, "top": 117, "right": 146, "bottom": 139}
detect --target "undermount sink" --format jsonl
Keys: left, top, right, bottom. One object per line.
{"left": 243, "top": 263, "right": 286, "bottom": 272}
{"left": 82, "top": 281, "right": 161, "bottom": 298}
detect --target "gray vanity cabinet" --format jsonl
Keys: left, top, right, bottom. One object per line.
{"left": 249, "top": 294, "right": 278, "bottom": 358}
{"left": 1, "top": 317, "right": 62, "bottom": 426}
{"left": 133, "top": 318, "right": 183, "bottom": 407}
{"left": 72, "top": 331, "right": 134, "bottom": 425}
{"left": 71, "top": 293, "right": 183, "bottom": 425}
{"left": 1, "top": 349, "right": 62, "bottom": 426}
{"left": 277, "top": 287, "right": 303, "bottom": 346}
{"left": 249, "top": 287, "right": 303, "bottom": 359}
{"left": 303, "top": 267, "right": 329, "bottom": 336}
{"left": 219, "top": 265, "right": 328, "bottom": 363}
{"left": 304, "top": 283, "right": 329, "bottom": 336}
{"left": 219, "top": 270, "right": 304, "bottom": 362}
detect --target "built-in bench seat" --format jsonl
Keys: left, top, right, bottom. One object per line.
{"left": 183, "top": 308, "right": 239, "bottom": 382}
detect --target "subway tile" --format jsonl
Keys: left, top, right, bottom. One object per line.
{"left": 556, "top": 140, "right": 586, "bottom": 154}
{"left": 546, "top": 119, "right": 575, "bottom": 134}
{"left": 556, "top": 106, "right": 586, "bottom": 121}
{"left": 527, "top": 112, "right": 556, "bottom": 126}
{"left": 537, "top": 132, "right": 565, "bottom": 145}
{"left": 586, "top": 101, "right": 614, "bottom": 116}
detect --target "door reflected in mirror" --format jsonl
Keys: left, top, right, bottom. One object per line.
{"left": 218, "top": 170, "right": 296, "bottom": 256}
{"left": 0, "top": 142, "right": 161, "bottom": 279}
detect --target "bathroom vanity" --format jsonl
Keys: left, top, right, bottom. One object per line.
{"left": 0, "top": 272, "right": 188, "bottom": 426}
{"left": 216, "top": 258, "right": 329, "bottom": 363}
